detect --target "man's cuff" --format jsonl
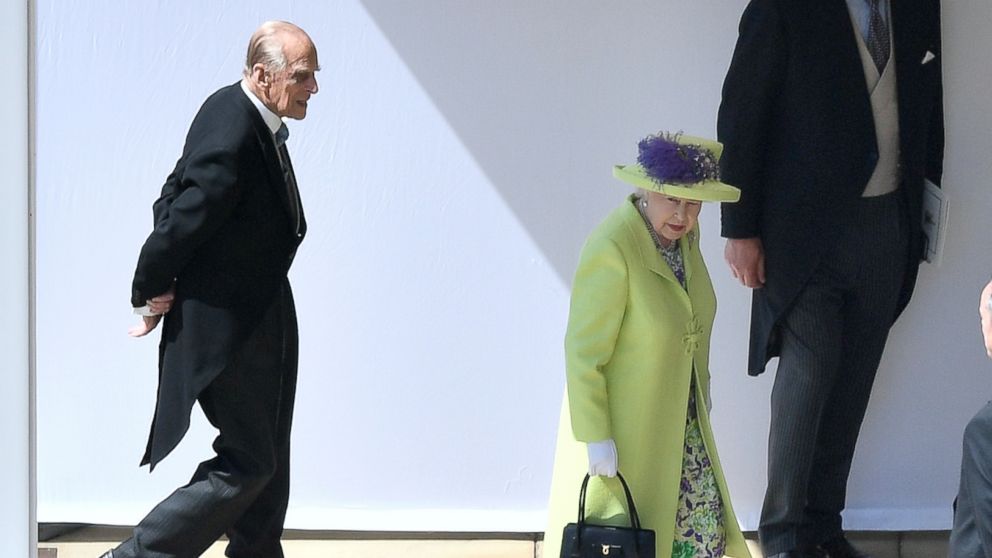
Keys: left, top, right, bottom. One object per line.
{"left": 721, "top": 227, "right": 760, "bottom": 239}
{"left": 132, "top": 304, "right": 156, "bottom": 317}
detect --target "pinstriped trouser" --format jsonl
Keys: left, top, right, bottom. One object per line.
{"left": 114, "top": 283, "right": 299, "bottom": 558}
{"left": 758, "top": 191, "right": 908, "bottom": 555}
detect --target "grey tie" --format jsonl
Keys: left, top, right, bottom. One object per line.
{"left": 274, "top": 123, "right": 301, "bottom": 234}
{"left": 866, "top": 0, "right": 890, "bottom": 72}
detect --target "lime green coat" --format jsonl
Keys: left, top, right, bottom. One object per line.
{"left": 545, "top": 197, "right": 750, "bottom": 558}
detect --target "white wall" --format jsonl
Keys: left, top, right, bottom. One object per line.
{"left": 35, "top": 0, "right": 991, "bottom": 532}
{"left": 2, "top": 0, "right": 33, "bottom": 555}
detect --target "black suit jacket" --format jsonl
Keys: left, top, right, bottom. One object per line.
{"left": 131, "top": 83, "right": 306, "bottom": 468}
{"left": 718, "top": 0, "right": 943, "bottom": 375}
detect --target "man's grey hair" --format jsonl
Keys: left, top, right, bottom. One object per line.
{"left": 243, "top": 21, "right": 295, "bottom": 77}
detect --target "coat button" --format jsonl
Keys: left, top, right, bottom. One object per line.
{"left": 681, "top": 317, "right": 703, "bottom": 355}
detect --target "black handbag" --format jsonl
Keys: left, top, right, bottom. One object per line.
{"left": 560, "top": 473, "right": 656, "bottom": 558}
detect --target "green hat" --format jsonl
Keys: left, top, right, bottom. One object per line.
{"left": 612, "top": 132, "right": 740, "bottom": 203}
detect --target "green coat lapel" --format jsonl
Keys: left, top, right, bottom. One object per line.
{"left": 621, "top": 198, "right": 678, "bottom": 286}
{"left": 620, "top": 198, "right": 694, "bottom": 297}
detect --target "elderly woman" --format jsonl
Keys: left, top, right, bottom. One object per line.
{"left": 545, "top": 133, "right": 751, "bottom": 558}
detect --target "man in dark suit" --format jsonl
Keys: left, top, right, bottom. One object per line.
{"left": 717, "top": 1, "right": 943, "bottom": 557}
{"left": 104, "top": 21, "right": 318, "bottom": 558}
{"left": 949, "top": 280, "right": 992, "bottom": 558}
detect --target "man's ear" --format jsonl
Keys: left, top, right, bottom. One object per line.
{"left": 251, "top": 63, "right": 269, "bottom": 87}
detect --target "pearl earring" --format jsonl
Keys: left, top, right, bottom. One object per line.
{"left": 640, "top": 199, "right": 648, "bottom": 209}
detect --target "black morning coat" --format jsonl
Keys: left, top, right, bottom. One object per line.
{"left": 718, "top": 0, "right": 944, "bottom": 375}
{"left": 130, "top": 83, "right": 307, "bottom": 469}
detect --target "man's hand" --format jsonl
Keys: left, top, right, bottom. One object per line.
{"left": 725, "top": 237, "right": 766, "bottom": 288}
{"left": 129, "top": 314, "right": 163, "bottom": 338}
{"left": 129, "top": 283, "right": 175, "bottom": 337}
{"left": 147, "top": 285, "right": 176, "bottom": 315}
{"left": 979, "top": 280, "right": 992, "bottom": 358}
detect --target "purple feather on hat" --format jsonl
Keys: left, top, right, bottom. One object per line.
{"left": 637, "top": 132, "right": 719, "bottom": 185}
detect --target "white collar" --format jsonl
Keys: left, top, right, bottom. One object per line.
{"left": 240, "top": 79, "right": 284, "bottom": 136}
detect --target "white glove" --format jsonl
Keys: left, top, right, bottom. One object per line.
{"left": 587, "top": 439, "right": 618, "bottom": 477}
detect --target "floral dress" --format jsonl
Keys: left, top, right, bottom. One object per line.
{"left": 638, "top": 202, "right": 727, "bottom": 558}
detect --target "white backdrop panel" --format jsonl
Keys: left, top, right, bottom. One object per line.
{"left": 34, "top": 0, "right": 992, "bottom": 532}
{"left": 1, "top": 1, "right": 32, "bottom": 555}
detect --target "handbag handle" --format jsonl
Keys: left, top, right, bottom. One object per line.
{"left": 576, "top": 472, "right": 643, "bottom": 530}
{"left": 571, "top": 472, "right": 645, "bottom": 557}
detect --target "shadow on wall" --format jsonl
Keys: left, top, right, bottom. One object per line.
{"left": 358, "top": 0, "right": 743, "bottom": 283}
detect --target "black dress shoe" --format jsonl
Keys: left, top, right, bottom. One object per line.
{"left": 820, "top": 536, "right": 872, "bottom": 558}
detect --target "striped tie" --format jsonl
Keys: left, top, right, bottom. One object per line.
{"left": 866, "top": 0, "right": 890, "bottom": 72}
{"left": 274, "top": 123, "right": 301, "bottom": 234}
